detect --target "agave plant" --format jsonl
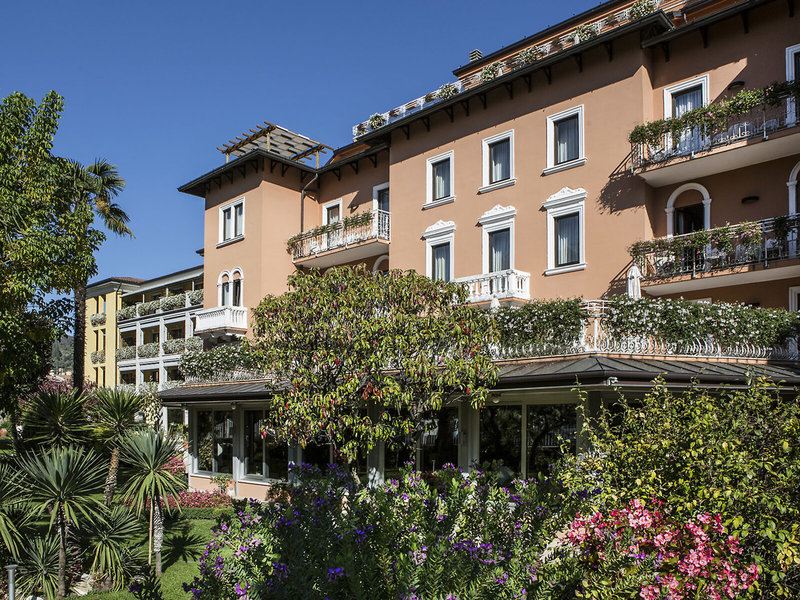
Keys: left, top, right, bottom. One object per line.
{"left": 91, "top": 387, "right": 145, "bottom": 505}
{"left": 21, "top": 389, "right": 90, "bottom": 449}
{"left": 16, "top": 536, "right": 59, "bottom": 600}
{"left": 17, "top": 446, "right": 107, "bottom": 598}
{"left": 83, "top": 505, "right": 143, "bottom": 591}
{"left": 0, "top": 461, "right": 29, "bottom": 559}
{"left": 119, "top": 430, "right": 185, "bottom": 576}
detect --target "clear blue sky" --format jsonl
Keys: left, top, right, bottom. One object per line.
{"left": 1, "top": 0, "right": 599, "bottom": 282}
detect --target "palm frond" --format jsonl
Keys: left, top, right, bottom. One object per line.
{"left": 91, "top": 387, "right": 145, "bottom": 444}
{"left": 83, "top": 505, "right": 143, "bottom": 590}
{"left": 21, "top": 389, "right": 90, "bottom": 448}
{"left": 0, "top": 462, "right": 30, "bottom": 558}
{"left": 17, "top": 535, "right": 59, "bottom": 600}
{"left": 119, "top": 430, "right": 185, "bottom": 516}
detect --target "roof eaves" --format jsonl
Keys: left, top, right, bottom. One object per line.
{"left": 355, "top": 12, "right": 674, "bottom": 146}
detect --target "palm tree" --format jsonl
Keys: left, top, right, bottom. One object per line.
{"left": 83, "top": 505, "right": 142, "bottom": 591}
{"left": 0, "top": 461, "right": 29, "bottom": 559}
{"left": 62, "top": 159, "right": 131, "bottom": 394}
{"left": 17, "top": 446, "right": 107, "bottom": 599}
{"left": 92, "top": 387, "right": 145, "bottom": 505}
{"left": 21, "top": 389, "right": 90, "bottom": 449}
{"left": 119, "top": 429, "right": 184, "bottom": 576}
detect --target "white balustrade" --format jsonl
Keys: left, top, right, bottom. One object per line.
{"left": 456, "top": 269, "right": 531, "bottom": 303}
{"left": 195, "top": 306, "right": 248, "bottom": 333}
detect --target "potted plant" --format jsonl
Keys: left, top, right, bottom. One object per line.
{"left": 437, "top": 83, "right": 458, "bottom": 100}
{"left": 368, "top": 113, "right": 386, "bottom": 130}
{"left": 630, "top": 0, "right": 656, "bottom": 20}
{"left": 480, "top": 61, "right": 503, "bottom": 82}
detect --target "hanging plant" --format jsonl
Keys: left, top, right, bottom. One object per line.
{"left": 479, "top": 61, "right": 503, "bottom": 82}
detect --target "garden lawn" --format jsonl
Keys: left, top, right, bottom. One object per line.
{"left": 83, "top": 517, "right": 214, "bottom": 600}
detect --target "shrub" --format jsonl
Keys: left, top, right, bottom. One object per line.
{"left": 137, "top": 343, "right": 159, "bottom": 358}
{"left": 188, "top": 289, "right": 204, "bottom": 306}
{"left": 493, "top": 299, "right": 584, "bottom": 348}
{"left": 368, "top": 113, "right": 386, "bottom": 129}
{"left": 162, "top": 338, "right": 186, "bottom": 355}
{"left": 574, "top": 23, "right": 598, "bottom": 42}
{"left": 629, "top": 0, "right": 656, "bottom": 20}
{"left": 116, "top": 346, "right": 136, "bottom": 361}
{"left": 436, "top": 82, "right": 458, "bottom": 100}
{"left": 137, "top": 301, "right": 159, "bottom": 317}
{"left": 517, "top": 46, "right": 543, "bottom": 65}
{"left": 159, "top": 294, "right": 186, "bottom": 312}
{"left": 117, "top": 306, "right": 137, "bottom": 321}
{"left": 184, "top": 337, "right": 203, "bottom": 352}
{"left": 90, "top": 313, "right": 106, "bottom": 326}
{"left": 90, "top": 350, "right": 105, "bottom": 364}
{"left": 180, "top": 343, "right": 261, "bottom": 382}
{"left": 479, "top": 61, "right": 503, "bottom": 82}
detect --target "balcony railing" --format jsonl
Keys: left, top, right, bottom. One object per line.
{"left": 631, "top": 89, "right": 798, "bottom": 170}
{"left": 494, "top": 300, "right": 798, "bottom": 361}
{"left": 289, "top": 210, "right": 390, "bottom": 261}
{"left": 630, "top": 215, "right": 799, "bottom": 280}
{"left": 456, "top": 269, "right": 531, "bottom": 303}
{"left": 195, "top": 305, "right": 248, "bottom": 334}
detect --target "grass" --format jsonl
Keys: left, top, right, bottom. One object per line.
{"left": 82, "top": 516, "right": 214, "bottom": 600}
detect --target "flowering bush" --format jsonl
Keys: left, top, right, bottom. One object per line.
{"left": 162, "top": 338, "right": 186, "bottom": 355}
{"left": 160, "top": 293, "right": 186, "bottom": 311}
{"left": 164, "top": 455, "right": 186, "bottom": 476}
{"left": 137, "top": 342, "right": 159, "bottom": 358}
{"left": 188, "top": 289, "right": 204, "bottom": 306}
{"left": 137, "top": 300, "right": 159, "bottom": 317}
{"left": 493, "top": 298, "right": 583, "bottom": 348}
{"left": 437, "top": 82, "right": 459, "bottom": 100}
{"left": 368, "top": 113, "right": 386, "bottom": 130}
{"left": 166, "top": 490, "right": 230, "bottom": 509}
{"left": 480, "top": 61, "right": 503, "bottom": 82}
{"left": 184, "top": 336, "right": 203, "bottom": 352}
{"left": 566, "top": 499, "right": 758, "bottom": 600}
{"left": 117, "top": 305, "right": 137, "bottom": 321}
{"left": 116, "top": 345, "right": 135, "bottom": 361}
{"left": 90, "top": 350, "right": 105, "bottom": 364}
{"left": 90, "top": 312, "right": 106, "bottom": 326}
{"left": 629, "top": 0, "right": 656, "bottom": 20}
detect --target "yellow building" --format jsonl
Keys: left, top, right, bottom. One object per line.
{"left": 85, "top": 277, "right": 143, "bottom": 388}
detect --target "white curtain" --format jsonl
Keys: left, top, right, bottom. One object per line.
{"left": 490, "top": 229, "right": 510, "bottom": 272}
{"left": 490, "top": 140, "right": 510, "bottom": 183}
{"left": 433, "top": 243, "right": 450, "bottom": 281}
{"left": 221, "top": 281, "right": 230, "bottom": 305}
{"left": 556, "top": 215, "right": 579, "bottom": 266}
{"left": 672, "top": 86, "right": 702, "bottom": 117}
{"left": 555, "top": 116, "right": 579, "bottom": 164}
{"left": 433, "top": 160, "right": 450, "bottom": 200}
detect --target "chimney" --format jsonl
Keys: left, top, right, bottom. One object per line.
{"left": 469, "top": 49, "right": 483, "bottom": 62}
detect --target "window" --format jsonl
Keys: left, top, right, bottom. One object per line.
{"left": 423, "top": 220, "right": 456, "bottom": 282}
{"left": 787, "top": 44, "right": 800, "bottom": 124}
{"left": 419, "top": 407, "right": 459, "bottom": 472}
{"left": 243, "top": 409, "right": 288, "bottom": 480}
{"left": 220, "top": 274, "right": 230, "bottom": 306}
{"left": 219, "top": 270, "right": 243, "bottom": 306}
{"left": 322, "top": 199, "right": 342, "bottom": 249}
{"left": 544, "top": 187, "right": 586, "bottom": 275}
{"left": 425, "top": 151, "right": 455, "bottom": 207}
{"left": 479, "top": 405, "right": 522, "bottom": 474}
{"left": 545, "top": 106, "right": 585, "bottom": 174}
{"left": 479, "top": 205, "right": 516, "bottom": 274}
{"left": 673, "top": 203, "right": 704, "bottom": 235}
{"left": 664, "top": 76, "right": 708, "bottom": 119}
{"left": 481, "top": 131, "right": 515, "bottom": 191}
{"left": 219, "top": 199, "right": 245, "bottom": 244}
{"left": 554, "top": 214, "right": 580, "bottom": 267}
{"left": 526, "top": 404, "right": 577, "bottom": 477}
{"left": 373, "top": 183, "right": 390, "bottom": 213}
{"left": 431, "top": 243, "right": 451, "bottom": 282}
{"left": 195, "top": 409, "right": 233, "bottom": 474}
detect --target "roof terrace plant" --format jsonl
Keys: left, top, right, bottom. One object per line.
{"left": 629, "top": 0, "right": 656, "bottom": 20}
{"left": 367, "top": 113, "right": 386, "bottom": 130}
{"left": 436, "top": 82, "right": 458, "bottom": 100}
{"left": 479, "top": 61, "right": 503, "bottom": 82}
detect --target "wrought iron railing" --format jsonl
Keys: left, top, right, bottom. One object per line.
{"left": 631, "top": 92, "right": 798, "bottom": 169}
{"left": 289, "top": 210, "right": 390, "bottom": 261}
{"left": 630, "top": 215, "right": 799, "bottom": 280}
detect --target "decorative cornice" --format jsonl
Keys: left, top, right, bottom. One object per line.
{"left": 542, "top": 187, "right": 587, "bottom": 209}
{"left": 478, "top": 204, "right": 517, "bottom": 226}
{"left": 422, "top": 220, "right": 456, "bottom": 238}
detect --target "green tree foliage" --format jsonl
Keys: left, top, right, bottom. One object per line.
{"left": 119, "top": 429, "right": 185, "bottom": 576}
{"left": 0, "top": 91, "right": 104, "bottom": 414}
{"left": 560, "top": 379, "right": 800, "bottom": 598}
{"left": 17, "top": 445, "right": 107, "bottom": 599}
{"left": 50, "top": 335, "right": 73, "bottom": 373}
{"left": 249, "top": 266, "right": 498, "bottom": 461}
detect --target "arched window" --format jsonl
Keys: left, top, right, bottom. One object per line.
{"left": 789, "top": 160, "right": 800, "bottom": 215}
{"left": 231, "top": 268, "right": 243, "bottom": 307}
{"left": 666, "top": 183, "right": 711, "bottom": 236}
{"left": 218, "top": 272, "right": 230, "bottom": 306}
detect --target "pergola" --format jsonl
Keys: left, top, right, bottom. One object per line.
{"left": 218, "top": 121, "right": 332, "bottom": 167}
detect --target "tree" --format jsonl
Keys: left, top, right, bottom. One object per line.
{"left": 0, "top": 91, "right": 101, "bottom": 419}
{"left": 249, "top": 266, "right": 498, "bottom": 462}
{"left": 119, "top": 429, "right": 184, "bottom": 576}
{"left": 17, "top": 446, "right": 107, "bottom": 599}
{"left": 91, "top": 387, "right": 145, "bottom": 505}
{"left": 61, "top": 159, "right": 131, "bottom": 394}
{"left": 20, "top": 389, "right": 90, "bottom": 449}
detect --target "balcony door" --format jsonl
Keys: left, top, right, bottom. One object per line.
{"left": 322, "top": 201, "right": 341, "bottom": 250}
{"left": 672, "top": 85, "right": 704, "bottom": 153}
{"left": 489, "top": 228, "right": 511, "bottom": 295}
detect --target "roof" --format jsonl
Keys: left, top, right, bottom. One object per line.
{"left": 120, "top": 264, "right": 203, "bottom": 297}
{"left": 159, "top": 355, "right": 800, "bottom": 403}
{"left": 87, "top": 276, "right": 145, "bottom": 288}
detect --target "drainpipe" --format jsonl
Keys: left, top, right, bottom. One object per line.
{"left": 300, "top": 172, "right": 319, "bottom": 234}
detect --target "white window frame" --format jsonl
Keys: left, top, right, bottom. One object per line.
{"left": 424, "top": 151, "right": 455, "bottom": 208}
{"left": 663, "top": 75, "right": 709, "bottom": 119}
{"left": 322, "top": 198, "right": 342, "bottom": 225}
{"left": 480, "top": 130, "right": 515, "bottom": 193}
{"left": 422, "top": 220, "right": 455, "bottom": 282}
{"left": 217, "top": 270, "right": 230, "bottom": 306}
{"left": 786, "top": 43, "right": 800, "bottom": 124}
{"left": 372, "top": 182, "right": 390, "bottom": 212}
{"left": 544, "top": 105, "right": 585, "bottom": 175}
{"left": 790, "top": 286, "right": 800, "bottom": 311}
{"left": 230, "top": 267, "right": 243, "bottom": 307}
{"left": 478, "top": 205, "right": 516, "bottom": 274}
{"left": 543, "top": 187, "right": 587, "bottom": 275}
{"left": 218, "top": 197, "right": 245, "bottom": 246}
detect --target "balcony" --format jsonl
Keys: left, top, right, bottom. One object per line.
{"left": 194, "top": 305, "right": 248, "bottom": 339}
{"left": 456, "top": 269, "right": 531, "bottom": 305}
{"left": 631, "top": 87, "right": 799, "bottom": 186}
{"left": 630, "top": 215, "right": 800, "bottom": 295}
{"left": 288, "top": 210, "right": 390, "bottom": 268}
{"left": 117, "top": 289, "right": 204, "bottom": 322}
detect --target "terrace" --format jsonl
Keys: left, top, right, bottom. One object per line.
{"left": 629, "top": 214, "right": 800, "bottom": 294}
{"left": 630, "top": 84, "right": 799, "bottom": 186}
{"left": 288, "top": 210, "right": 391, "bottom": 268}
